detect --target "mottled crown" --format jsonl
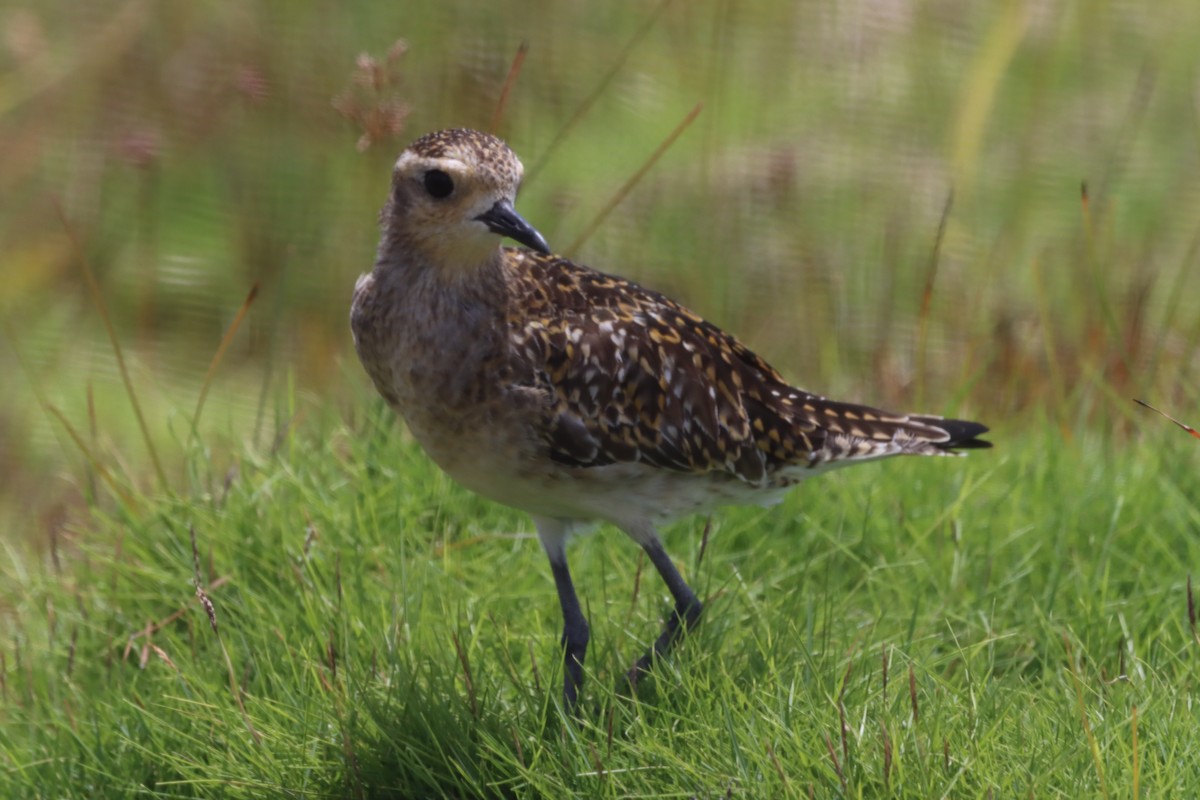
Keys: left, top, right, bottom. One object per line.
{"left": 404, "top": 128, "right": 523, "bottom": 188}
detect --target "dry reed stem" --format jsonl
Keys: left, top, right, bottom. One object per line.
{"left": 881, "top": 721, "right": 892, "bottom": 788}
{"left": 823, "top": 732, "right": 846, "bottom": 794}
{"left": 451, "top": 631, "right": 478, "bottom": 719}
{"left": 909, "top": 664, "right": 918, "bottom": 724}
{"left": 193, "top": 283, "right": 259, "bottom": 431}
{"left": 1063, "top": 633, "right": 1108, "bottom": 800}
{"left": 489, "top": 41, "right": 529, "bottom": 134}
{"left": 696, "top": 516, "right": 713, "bottom": 571}
{"left": 54, "top": 200, "right": 167, "bottom": 490}
{"left": 190, "top": 525, "right": 262, "bottom": 744}
{"left": 766, "top": 741, "right": 789, "bottom": 791}
{"left": 123, "top": 575, "right": 230, "bottom": 646}
{"left": 914, "top": 191, "right": 953, "bottom": 408}
{"left": 525, "top": 0, "right": 675, "bottom": 183}
{"left": 45, "top": 405, "right": 137, "bottom": 509}
{"left": 563, "top": 102, "right": 703, "bottom": 257}
{"left": 1132, "top": 704, "right": 1139, "bottom": 800}
{"left": 1132, "top": 399, "right": 1200, "bottom": 441}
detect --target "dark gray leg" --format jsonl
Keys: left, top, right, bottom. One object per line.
{"left": 535, "top": 518, "right": 589, "bottom": 710}
{"left": 625, "top": 532, "right": 703, "bottom": 685}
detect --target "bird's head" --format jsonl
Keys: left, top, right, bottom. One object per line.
{"left": 380, "top": 128, "right": 550, "bottom": 272}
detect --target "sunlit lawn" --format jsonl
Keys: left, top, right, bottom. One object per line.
{"left": 4, "top": 407, "right": 1200, "bottom": 796}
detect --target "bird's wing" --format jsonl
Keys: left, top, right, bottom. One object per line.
{"left": 504, "top": 252, "right": 988, "bottom": 483}
{"left": 504, "top": 252, "right": 817, "bottom": 483}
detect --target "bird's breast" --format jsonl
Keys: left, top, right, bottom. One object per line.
{"left": 351, "top": 267, "right": 544, "bottom": 479}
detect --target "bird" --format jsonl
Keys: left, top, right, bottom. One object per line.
{"left": 350, "top": 128, "right": 990, "bottom": 710}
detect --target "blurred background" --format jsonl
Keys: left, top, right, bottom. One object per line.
{"left": 2, "top": 0, "right": 1198, "bottom": 543}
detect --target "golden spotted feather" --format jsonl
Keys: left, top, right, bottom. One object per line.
{"left": 503, "top": 250, "right": 989, "bottom": 486}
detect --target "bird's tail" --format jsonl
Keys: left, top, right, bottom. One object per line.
{"left": 798, "top": 396, "right": 991, "bottom": 460}
{"left": 907, "top": 415, "right": 992, "bottom": 451}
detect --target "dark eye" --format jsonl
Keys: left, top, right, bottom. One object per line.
{"left": 424, "top": 169, "right": 454, "bottom": 199}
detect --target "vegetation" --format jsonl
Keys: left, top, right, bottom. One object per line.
{"left": 2, "top": 1, "right": 1199, "bottom": 796}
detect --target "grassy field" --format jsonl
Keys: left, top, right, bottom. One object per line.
{"left": 4, "top": 0, "right": 1200, "bottom": 796}
{"left": 3, "top": 407, "right": 1200, "bottom": 797}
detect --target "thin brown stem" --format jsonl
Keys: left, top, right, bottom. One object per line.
{"left": 563, "top": 102, "right": 703, "bottom": 257}
{"left": 193, "top": 283, "right": 259, "bottom": 432}
{"left": 525, "top": 0, "right": 675, "bottom": 183}
{"left": 54, "top": 199, "right": 167, "bottom": 490}
{"left": 489, "top": 42, "right": 529, "bottom": 134}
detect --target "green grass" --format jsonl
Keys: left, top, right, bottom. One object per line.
{"left": 3, "top": 403, "right": 1199, "bottom": 797}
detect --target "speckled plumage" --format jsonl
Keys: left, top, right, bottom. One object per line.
{"left": 502, "top": 251, "right": 989, "bottom": 479}
{"left": 351, "top": 128, "right": 989, "bottom": 707}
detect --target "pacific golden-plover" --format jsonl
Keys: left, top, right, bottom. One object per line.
{"left": 351, "top": 128, "right": 990, "bottom": 709}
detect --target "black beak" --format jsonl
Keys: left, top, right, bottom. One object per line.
{"left": 475, "top": 200, "right": 551, "bottom": 254}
